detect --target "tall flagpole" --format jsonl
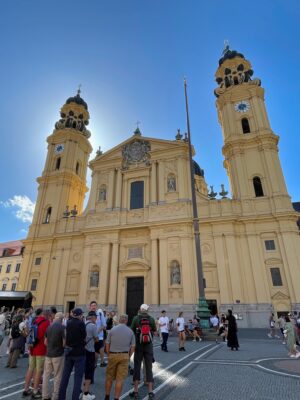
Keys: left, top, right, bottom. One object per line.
{"left": 184, "top": 78, "right": 210, "bottom": 328}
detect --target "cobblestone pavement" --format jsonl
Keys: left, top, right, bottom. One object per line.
{"left": 0, "top": 332, "right": 299, "bottom": 399}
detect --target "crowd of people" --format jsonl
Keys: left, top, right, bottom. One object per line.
{"left": 268, "top": 311, "right": 300, "bottom": 358}
{"left": 1, "top": 305, "right": 299, "bottom": 399}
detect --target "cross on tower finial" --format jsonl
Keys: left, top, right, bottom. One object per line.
{"left": 134, "top": 120, "right": 142, "bottom": 136}
{"left": 223, "top": 40, "right": 230, "bottom": 55}
{"left": 77, "top": 84, "right": 82, "bottom": 96}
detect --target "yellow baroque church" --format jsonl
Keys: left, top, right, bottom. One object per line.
{"left": 18, "top": 48, "right": 300, "bottom": 327}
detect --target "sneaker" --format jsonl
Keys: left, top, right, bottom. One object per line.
{"left": 267, "top": 333, "right": 272, "bottom": 338}
{"left": 182, "top": 347, "right": 186, "bottom": 351}
{"left": 129, "top": 392, "right": 139, "bottom": 399}
{"left": 192, "top": 339, "right": 196, "bottom": 342}
{"left": 296, "top": 352, "right": 300, "bottom": 359}
{"left": 290, "top": 354, "right": 296, "bottom": 358}
{"left": 31, "top": 391, "right": 42, "bottom": 399}
{"left": 22, "top": 390, "right": 33, "bottom": 397}
{"left": 282, "top": 341, "right": 286, "bottom": 345}
{"left": 82, "top": 394, "right": 95, "bottom": 400}
{"left": 100, "top": 362, "right": 107, "bottom": 367}
{"left": 148, "top": 393, "right": 155, "bottom": 399}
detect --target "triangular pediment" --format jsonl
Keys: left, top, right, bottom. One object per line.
{"left": 90, "top": 134, "right": 190, "bottom": 168}
{"left": 271, "top": 291, "right": 290, "bottom": 300}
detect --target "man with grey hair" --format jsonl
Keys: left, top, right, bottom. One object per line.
{"left": 104, "top": 314, "right": 135, "bottom": 400}
{"left": 42, "top": 312, "right": 65, "bottom": 400}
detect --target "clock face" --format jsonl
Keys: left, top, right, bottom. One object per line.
{"left": 55, "top": 144, "right": 64, "bottom": 154}
{"left": 234, "top": 101, "right": 250, "bottom": 113}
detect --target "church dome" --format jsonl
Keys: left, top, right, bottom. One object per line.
{"left": 218, "top": 47, "right": 245, "bottom": 66}
{"left": 66, "top": 93, "right": 88, "bottom": 110}
{"left": 193, "top": 160, "right": 204, "bottom": 177}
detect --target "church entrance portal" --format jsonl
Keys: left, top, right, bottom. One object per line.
{"left": 126, "top": 277, "right": 144, "bottom": 325}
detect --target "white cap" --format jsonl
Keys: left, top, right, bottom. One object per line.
{"left": 140, "top": 304, "right": 149, "bottom": 311}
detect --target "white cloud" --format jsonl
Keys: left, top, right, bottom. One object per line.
{"left": 1, "top": 195, "right": 35, "bottom": 223}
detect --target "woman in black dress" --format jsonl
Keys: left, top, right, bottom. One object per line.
{"left": 227, "top": 309, "right": 239, "bottom": 350}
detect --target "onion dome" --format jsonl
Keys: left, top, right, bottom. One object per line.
{"left": 66, "top": 92, "right": 88, "bottom": 110}
{"left": 214, "top": 44, "right": 261, "bottom": 98}
{"left": 218, "top": 45, "right": 245, "bottom": 66}
{"left": 54, "top": 89, "right": 91, "bottom": 138}
{"left": 193, "top": 160, "right": 204, "bottom": 177}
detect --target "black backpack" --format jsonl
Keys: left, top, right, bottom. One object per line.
{"left": 11, "top": 322, "right": 21, "bottom": 339}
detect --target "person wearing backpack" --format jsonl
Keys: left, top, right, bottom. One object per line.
{"left": 23, "top": 308, "right": 50, "bottom": 398}
{"left": 81, "top": 311, "right": 98, "bottom": 400}
{"left": 130, "top": 304, "right": 156, "bottom": 400}
{"left": 6, "top": 314, "right": 26, "bottom": 368}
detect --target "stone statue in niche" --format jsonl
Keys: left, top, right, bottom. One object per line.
{"left": 99, "top": 186, "right": 107, "bottom": 201}
{"left": 167, "top": 176, "right": 176, "bottom": 192}
{"left": 170, "top": 261, "right": 181, "bottom": 285}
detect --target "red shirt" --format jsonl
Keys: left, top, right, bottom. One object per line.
{"left": 31, "top": 316, "right": 50, "bottom": 356}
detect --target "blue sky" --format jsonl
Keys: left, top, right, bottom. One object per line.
{"left": 0, "top": 1, "right": 300, "bottom": 242}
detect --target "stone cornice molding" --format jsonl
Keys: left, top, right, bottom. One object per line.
{"left": 216, "top": 84, "right": 265, "bottom": 110}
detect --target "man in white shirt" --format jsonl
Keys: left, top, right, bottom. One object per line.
{"left": 159, "top": 310, "right": 169, "bottom": 352}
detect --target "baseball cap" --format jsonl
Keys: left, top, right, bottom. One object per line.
{"left": 140, "top": 304, "right": 149, "bottom": 311}
{"left": 88, "top": 311, "right": 97, "bottom": 317}
{"left": 72, "top": 308, "right": 83, "bottom": 317}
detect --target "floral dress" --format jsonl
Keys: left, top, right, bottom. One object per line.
{"left": 285, "top": 321, "right": 296, "bottom": 353}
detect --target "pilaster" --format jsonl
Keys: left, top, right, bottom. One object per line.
{"left": 150, "top": 238, "right": 159, "bottom": 304}
{"left": 108, "top": 242, "right": 119, "bottom": 305}
{"left": 115, "top": 169, "right": 122, "bottom": 209}
{"left": 159, "top": 238, "right": 168, "bottom": 304}
{"left": 157, "top": 160, "right": 165, "bottom": 204}
{"left": 150, "top": 161, "right": 157, "bottom": 204}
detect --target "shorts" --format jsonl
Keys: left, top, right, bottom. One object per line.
{"left": 106, "top": 353, "right": 129, "bottom": 381}
{"left": 29, "top": 355, "right": 45, "bottom": 373}
{"left": 85, "top": 350, "right": 95, "bottom": 381}
{"left": 95, "top": 340, "right": 104, "bottom": 353}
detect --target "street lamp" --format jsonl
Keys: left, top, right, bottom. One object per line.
{"left": 184, "top": 78, "right": 211, "bottom": 329}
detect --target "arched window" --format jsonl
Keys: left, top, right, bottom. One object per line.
{"left": 55, "top": 157, "right": 61, "bottom": 170}
{"left": 76, "top": 162, "right": 80, "bottom": 175}
{"left": 241, "top": 118, "right": 250, "bottom": 134}
{"left": 99, "top": 185, "right": 107, "bottom": 202}
{"left": 167, "top": 174, "right": 176, "bottom": 192}
{"left": 44, "top": 207, "right": 52, "bottom": 223}
{"left": 253, "top": 176, "right": 264, "bottom": 197}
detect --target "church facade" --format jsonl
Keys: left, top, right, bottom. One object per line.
{"left": 18, "top": 48, "right": 300, "bottom": 327}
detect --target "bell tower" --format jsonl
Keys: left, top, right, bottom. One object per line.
{"left": 28, "top": 90, "right": 93, "bottom": 237}
{"left": 214, "top": 46, "right": 290, "bottom": 208}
